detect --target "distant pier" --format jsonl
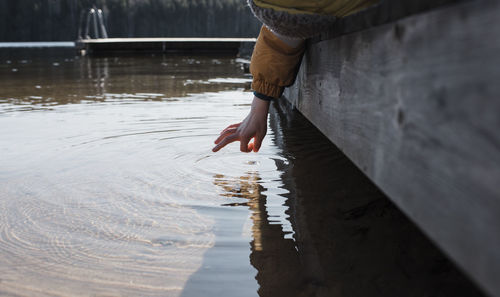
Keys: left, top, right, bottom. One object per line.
{"left": 75, "top": 38, "right": 256, "bottom": 56}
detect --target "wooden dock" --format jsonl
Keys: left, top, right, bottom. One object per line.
{"left": 75, "top": 37, "right": 256, "bottom": 56}
{"left": 283, "top": 0, "right": 500, "bottom": 296}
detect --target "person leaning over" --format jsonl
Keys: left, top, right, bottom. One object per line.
{"left": 213, "top": 0, "right": 379, "bottom": 153}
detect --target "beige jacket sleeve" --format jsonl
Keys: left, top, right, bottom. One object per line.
{"left": 250, "top": 26, "right": 305, "bottom": 99}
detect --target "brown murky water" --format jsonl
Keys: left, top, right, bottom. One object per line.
{"left": 0, "top": 46, "right": 485, "bottom": 297}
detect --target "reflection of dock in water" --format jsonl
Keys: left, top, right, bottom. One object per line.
{"left": 262, "top": 100, "right": 486, "bottom": 297}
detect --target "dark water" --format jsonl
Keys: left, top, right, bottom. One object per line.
{"left": 0, "top": 47, "right": 485, "bottom": 297}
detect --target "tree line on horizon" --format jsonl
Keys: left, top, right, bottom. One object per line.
{"left": 0, "top": 0, "right": 262, "bottom": 41}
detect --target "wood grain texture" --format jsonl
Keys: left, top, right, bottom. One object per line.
{"left": 284, "top": 1, "right": 500, "bottom": 296}
{"left": 314, "top": 0, "right": 466, "bottom": 43}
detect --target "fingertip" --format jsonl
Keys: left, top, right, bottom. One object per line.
{"left": 253, "top": 138, "right": 262, "bottom": 153}
{"left": 212, "top": 143, "right": 223, "bottom": 152}
{"left": 253, "top": 141, "right": 261, "bottom": 152}
{"left": 240, "top": 139, "right": 249, "bottom": 153}
{"left": 214, "top": 133, "right": 227, "bottom": 144}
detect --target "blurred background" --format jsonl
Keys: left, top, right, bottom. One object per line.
{"left": 0, "top": 0, "right": 262, "bottom": 41}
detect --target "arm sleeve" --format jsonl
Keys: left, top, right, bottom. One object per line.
{"left": 250, "top": 25, "right": 306, "bottom": 99}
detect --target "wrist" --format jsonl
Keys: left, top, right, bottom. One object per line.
{"left": 252, "top": 95, "right": 270, "bottom": 114}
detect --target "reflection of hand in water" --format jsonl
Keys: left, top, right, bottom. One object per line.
{"left": 213, "top": 172, "right": 311, "bottom": 297}
{"left": 214, "top": 173, "right": 262, "bottom": 207}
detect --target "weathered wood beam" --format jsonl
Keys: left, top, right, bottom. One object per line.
{"left": 283, "top": 1, "right": 500, "bottom": 296}
{"left": 316, "top": 0, "right": 466, "bottom": 41}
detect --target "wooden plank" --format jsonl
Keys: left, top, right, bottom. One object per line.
{"left": 79, "top": 38, "right": 256, "bottom": 43}
{"left": 76, "top": 38, "right": 256, "bottom": 55}
{"left": 315, "top": 0, "right": 466, "bottom": 42}
{"left": 283, "top": 1, "right": 500, "bottom": 296}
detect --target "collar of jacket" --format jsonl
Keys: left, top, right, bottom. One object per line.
{"left": 248, "top": 0, "right": 380, "bottom": 38}
{"left": 248, "top": 0, "right": 335, "bottom": 38}
{"left": 251, "top": 0, "right": 379, "bottom": 16}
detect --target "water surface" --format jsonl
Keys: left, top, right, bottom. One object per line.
{"left": 0, "top": 49, "right": 275, "bottom": 296}
{"left": 0, "top": 48, "right": 485, "bottom": 297}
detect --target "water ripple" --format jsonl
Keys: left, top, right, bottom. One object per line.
{"left": 0, "top": 51, "right": 279, "bottom": 296}
{"left": 0, "top": 89, "right": 269, "bottom": 296}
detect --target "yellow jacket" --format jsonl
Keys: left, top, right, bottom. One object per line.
{"left": 249, "top": 0, "right": 379, "bottom": 99}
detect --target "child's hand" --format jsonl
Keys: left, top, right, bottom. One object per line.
{"left": 212, "top": 96, "right": 270, "bottom": 153}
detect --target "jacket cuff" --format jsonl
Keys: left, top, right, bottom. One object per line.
{"left": 252, "top": 79, "right": 284, "bottom": 99}
{"left": 253, "top": 91, "right": 275, "bottom": 101}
